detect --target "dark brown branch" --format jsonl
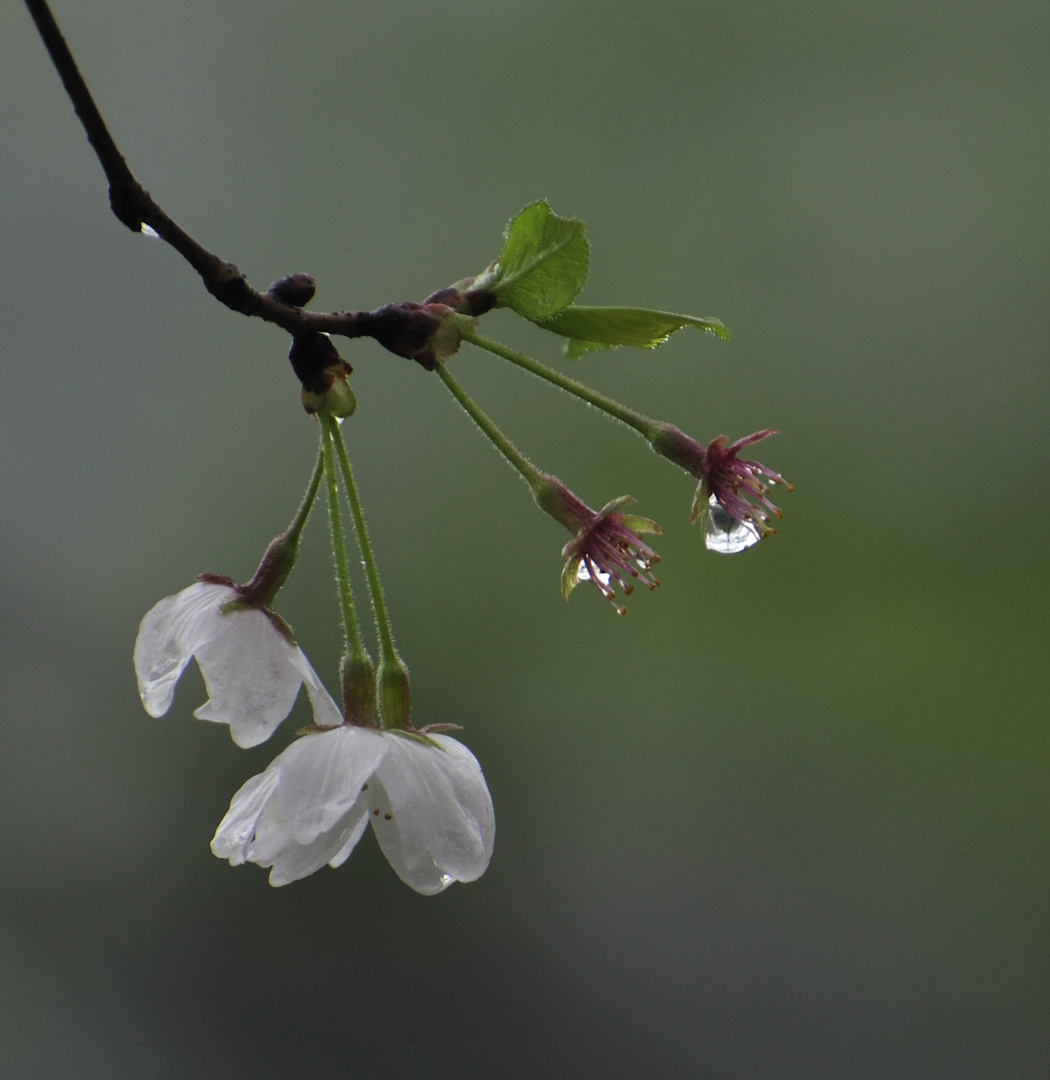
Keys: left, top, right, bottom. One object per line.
{"left": 23, "top": 0, "right": 372, "bottom": 342}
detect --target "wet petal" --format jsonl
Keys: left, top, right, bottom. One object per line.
{"left": 134, "top": 581, "right": 235, "bottom": 717}
{"left": 251, "top": 727, "right": 388, "bottom": 854}
{"left": 370, "top": 733, "right": 494, "bottom": 895}
{"left": 211, "top": 769, "right": 281, "bottom": 865}
{"left": 192, "top": 610, "right": 305, "bottom": 747}
{"left": 265, "top": 800, "right": 372, "bottom": 887}
{"left": 288, "top": 648, "right": 345, "bottom": 730}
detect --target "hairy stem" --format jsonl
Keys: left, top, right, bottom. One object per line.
{"left": 436, "top": 362, "right": 545, "bottom": 492}
{"left": 461, "top": 327, "right": 661, "bottom": 440}
{"left": 329, "top": 423, "right": 400, "bottom": 666}
{"left": 320, "top": 415, "right": 367, "bottom": 662}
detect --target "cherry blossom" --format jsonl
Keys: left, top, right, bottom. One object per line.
{"left": 211, "top": 721, "right": 495, "bottom": 892}
{"left": 134, "top": 580, "right": 336, "bottom": 748}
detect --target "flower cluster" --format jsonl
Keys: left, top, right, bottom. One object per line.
{"left": 135, "top": 415, "right": 494, "bottom": 893}
{"left": 131, "top": 200, "right": 791, "bottom": 896}
{"left": 136, "top": 575, "right": 494, "bottom": 892}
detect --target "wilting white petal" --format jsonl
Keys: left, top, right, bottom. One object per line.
{"left": 369, "top": 733, "right": 495, "bottom": 895}
{"left": 213, "top": 725, "right": 389, "bottom": 887}
{"left": 211, "top": 769, "right": 281, "bottom": 865}
{"left": 289, "top": 648, "right": 345, "bottom": 730}
{"left": 134, "top": 580, "right": 309, "bottom": 747}
{"left": 250, "top": 726, "right": 388, "bottom": 852}
{"left": 327, "top": 812, "right": 373, "bottom": 870}
{"left": 134, "top": 582, "right": 234, "bottom": 717}
{"left": 265, "top": 801, "right": 373, "bottom": 887}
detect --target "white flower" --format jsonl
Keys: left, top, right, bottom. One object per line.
{"left": 134, "top": 580, "right": 339, "bottom": 748}
{"left": 210, "top": 721, "right": 495, "bottom": 893}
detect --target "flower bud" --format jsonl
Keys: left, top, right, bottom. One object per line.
{"left": 267, "top": 273, "right": 317, "bottom": 308}
{"left": 355, "top": 301, "right": 468, "bottom": 371}
{"left": 423, "top": 283, "right": 497, "bottom": 317}
{"left": 289, "top": 332, "right": 355, "bottom": 415}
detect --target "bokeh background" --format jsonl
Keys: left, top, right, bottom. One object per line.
{"left": 2, "top": 1, "right": 1047, "bottom": 1076}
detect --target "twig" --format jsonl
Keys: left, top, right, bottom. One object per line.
{"left": 23, "top": 0, "right": 371, "bottom": 342}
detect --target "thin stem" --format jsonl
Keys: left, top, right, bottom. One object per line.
{"left": 329, "top": 422, "right": 399, "bottom": 665}
{"left": 239, "top": 439, "right": 326, "bottom": 605}
{"left": 320, "top": 415, "right": 366, "bottom": 661}
{"left": 285, "top": 442, "right": 325, "bottom": 548}
{"left": 460, "top": 326, "right": 661, "bottom": 440}
{"left": 435, "top": 362, "right": 545, "bottom": 492}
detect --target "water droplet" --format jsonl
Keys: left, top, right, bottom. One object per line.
{"left": 704, "top": 495, "right": 760, "bottom": 555}
{"left": 577, "top": 562, "right": 611, "bottom": 586}
{"left": 140, "top": 223, "right": 160, "bottom": 239}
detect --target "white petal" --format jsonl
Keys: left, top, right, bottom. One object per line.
{"left": 265, "top": 800, "right": 372, "bottom": 887}
{"left": 191, "top": 610, "right": 308, "bottom": 748}
{"left": 250, "top": 726, "right": 388, "bottom": 857}
{"left": 288, "top": 648, "right": 345, "bottom": 730}
{"left": 134, "top": 582, "right": 236, "bottom": 717}
{"left": 370, "top": 733, "right": 495, "bottom": 895}
{"left": 134, "top": 580, "right": 312, "bottom": 747}
{"left": 210, "top": 768, "right": 281, "bottom": 865}
{"left": 327, "top": 812, "right": 372, "bottom": 869}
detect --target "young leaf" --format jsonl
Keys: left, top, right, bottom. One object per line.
{"left": 474, "top": 201, "right": 589, "bottom": 320}
{"left": 534, "top": 305, "right": 730, "bottom": 358}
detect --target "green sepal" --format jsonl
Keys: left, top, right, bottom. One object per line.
{"left": 560, "top": 555, "right": 582, "bottom": 601}
{"left": 617, "top": 513, "right": 664, "bottom": 536}
{"left": 295, "top": 723, "right": 346, "bottom": 736}
{"left": 473, "top": 201, "right": 589, "bottom": 320}
{"left": 387, "top": 728, "right": 446, "bottom": 750}
{"left": 534, "top": 305, "right": 730, "bottom": 358}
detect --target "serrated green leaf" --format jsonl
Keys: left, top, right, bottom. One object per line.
{"left": 535, "top": 305, "right": 730, "bottom": 358}
{"left": 477, "top": 201, "right": 589, "bottom": 320}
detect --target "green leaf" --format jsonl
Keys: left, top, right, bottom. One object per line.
{"left": 535, "top": 305, "right": 730, "bottom": 358}
{"left": 476, "top": 201, "right": 589, "bottom": 320}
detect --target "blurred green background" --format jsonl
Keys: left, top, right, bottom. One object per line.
{"left": 2, "top": 1, "right": 1047, "bottom": 1076}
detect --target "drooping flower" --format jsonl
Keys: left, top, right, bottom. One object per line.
{"left": 649, "top": 425, "right": 792, "bottom": 553}
{"left": 134, "top": 578, "right": 333, "bottom": 748}
{"left": 210, "top": 719, "right": 495, "bottom": 893}
{"left": 533, "top": 476, "right": 661, "bottom": 614}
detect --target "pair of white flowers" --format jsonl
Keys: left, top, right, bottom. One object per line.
{"left": 134, "top": 581, "right": 494, "bottom": 892}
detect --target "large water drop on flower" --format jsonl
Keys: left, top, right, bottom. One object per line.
{"left": 704, "top": 495, "right": 760, "bottom": 554}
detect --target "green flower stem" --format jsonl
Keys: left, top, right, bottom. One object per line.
{"left": 459, "top": 326, "right": 661, "bottom": 440}
{"left": 240, "top": 440, "right": 326, "bottom": 606}
{"left": 435, "top": 360, "right": 546, "bottom": 493}
{"left": 328, "top": 421, "right": 399, "bottom": 666}
{"left": 285, "top": 442, "right": 325, "bottom": 548}
{"left": 319, "top": 413, "right": 367, "bottom": 663}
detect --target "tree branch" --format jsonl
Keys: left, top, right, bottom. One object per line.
{"left": 23, "top": 0, "right": 372, "bottom": 341}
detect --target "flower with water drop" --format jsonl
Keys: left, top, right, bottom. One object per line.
{"left": 649, "top": 425, "right": 791, "bottom": 553}
{"left": 211, "top": 714, "right": 495, "bottom": 893}
{"left": 533, "top": 476, "right": 661, "bottom": 613}
{"left": 134, "top": 578, "right": 329, "bottom": 748}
